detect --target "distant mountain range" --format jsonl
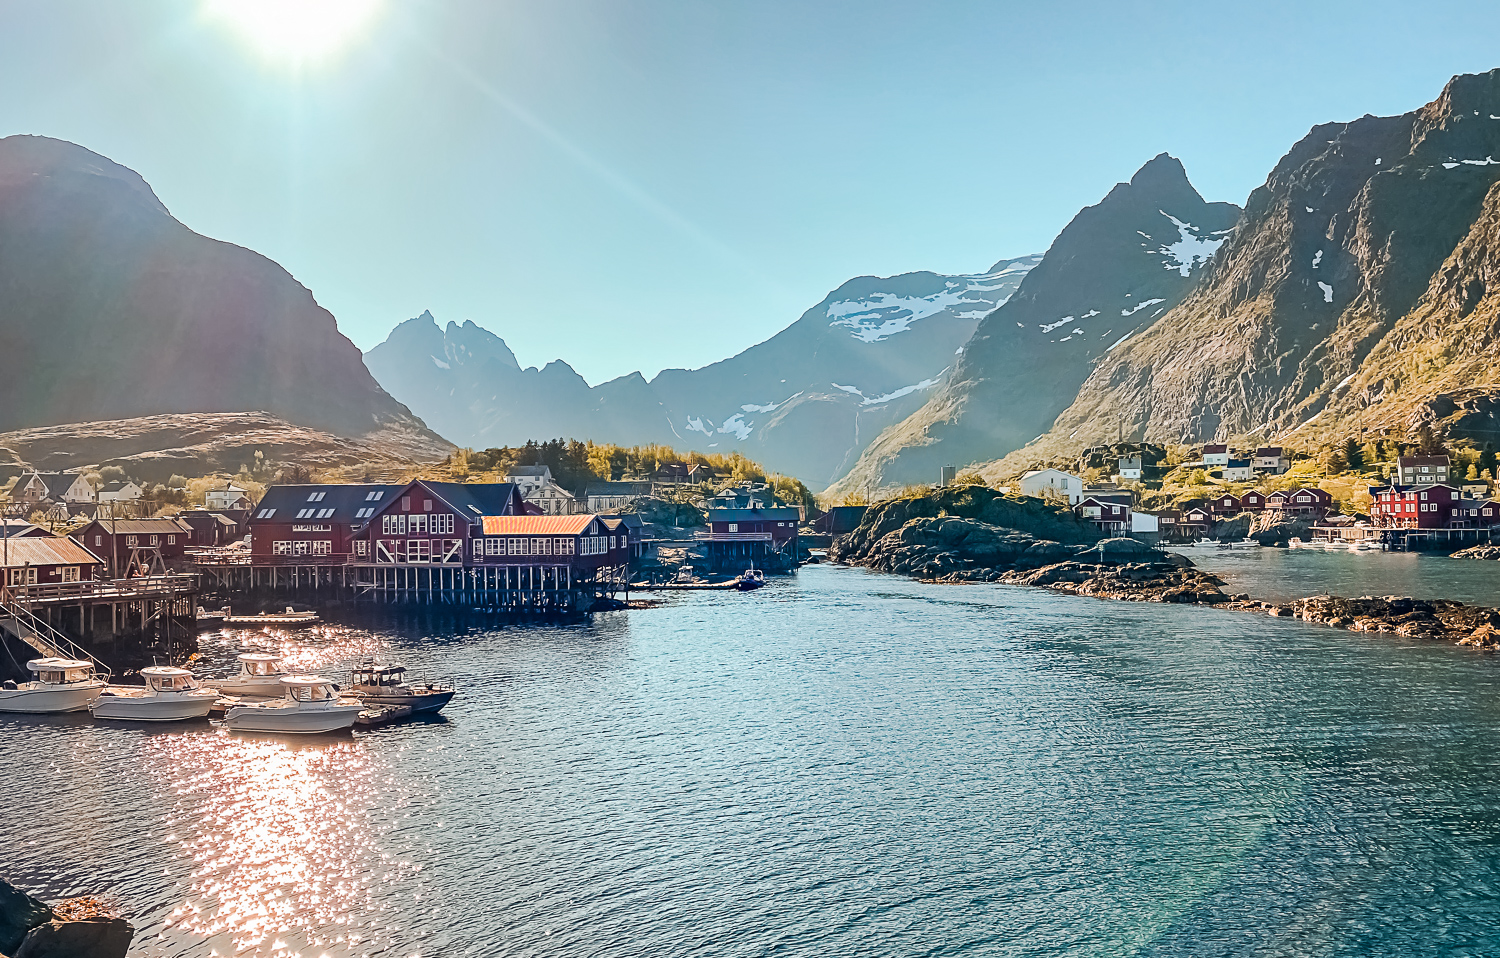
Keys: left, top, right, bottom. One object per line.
{"left": 0, "top": 134, "right": 447, "bottom": 473}
{"left": 365, "top": 257, "right": 1040, "bottom": 485}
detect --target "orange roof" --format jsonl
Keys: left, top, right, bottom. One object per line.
{"left": 481, "top": 515, "right": 597, "bottom": 536}
{"left": 1, "top": 536, "right": 103, "bottom": 569}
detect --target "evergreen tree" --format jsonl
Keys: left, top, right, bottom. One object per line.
{"left": 1481, "top": 443, "right": 1497, "bottom": 479}
{"left": 1344, "top": 437, "right": 1364, "bottom": 472}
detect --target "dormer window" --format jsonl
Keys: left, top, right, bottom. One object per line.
{"left": 307, "top": 491, "right": 326, "bottom": 502}
{"left": 366, "top": 491, "right": 384, "bottom": 501}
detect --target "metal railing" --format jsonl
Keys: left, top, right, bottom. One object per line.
{"left": 0, "top": 599, "right": 112, "bottom": 681}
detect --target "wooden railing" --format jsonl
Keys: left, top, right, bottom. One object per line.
{"left": 0, "top": 574, "right": 197, "bottom": 605}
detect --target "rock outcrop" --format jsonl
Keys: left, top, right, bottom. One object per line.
{"left": 1451, "top": 543, "right": 1500, "bottom": 560}
{"left": 0, "top": 880, "right": 130, "bottom": 958}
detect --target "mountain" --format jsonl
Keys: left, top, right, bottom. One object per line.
{"left": 977, "top": 67, "right": 1500, "bottom": 477}
{"left": 827, "top": 154, "right": 1240, "bottom": 495}
{"left": 366, "top": 256, "right": 1041, "bottom": 485}
{"left": 0, "top": 134, "right": 442, "bottom": 451}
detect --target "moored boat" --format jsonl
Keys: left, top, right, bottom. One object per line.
{"left": 90, "top": 666, "right": 218, "bottom": 722}
{"left": 207, "top": 652, "right": 288, "bottom": 696}
{"left": 221, "top": 606, "right": 320, "bottom": 627}
{"left": 347, "top": 662, "right": 455, "bottom": 715}
{"left": 0, "top": 658, "right": 107, "bottom": 714}
{"left": 733, "top": 569, "right": 766, "bottom": 591}
{"left": 222, "top": 675, "right": 364, "bottom": 734}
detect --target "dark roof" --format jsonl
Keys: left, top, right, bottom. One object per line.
{"left": 415, "top": 480, "right": 525, "bottom": 520}
{"left": 0, "top": 520, "right": 49, "bottom": 538}
{"left": 1225, "top": 458, "right": 1251, "bottom": 467}
{"left": 76, "top": 517, "right": 191, "bottom": 535}
{"left": 585, "top": 481, "right": 653, "bottom": 497}
{"left": 708, "top": 507, "right": 800, "bottom": 521}
{"left": 249, "top": 484, "right": 405, "bottom": 524}
{"left": 1397, "top": 455, "right": 1451, "bottom": 466}
{"left": 1254, "top": 446, "right": 1284, "bottom": 456}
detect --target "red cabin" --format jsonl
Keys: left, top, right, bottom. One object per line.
{"left": 1, "top": 536, "right": 104, "bottom": 592}
{"left": 1369, "top": 484, "right": 1461, "bottom": 529}
{"left": 73, "top": 517, "right": 194, "bottom": 575}
{"left": 365, "top": 480, "right": 527, "bottom": 566}
{"left": 249, "top": 484, "right": 406, "bottom": 564}
{"left": 1265, "top": 487, "right": 1332, "bottom": 518}
{"left": 1239, "top": 490, "right": 1267, "bottom": 511}
{"left": 1209, "top": 493, "right": 1241, "bottom": 515}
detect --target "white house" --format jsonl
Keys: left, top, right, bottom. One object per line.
{"left": 505, "top": 466, "right": 578, "bottom": 515}
{"left": 1201, "top": 444, "right": 1231, "bottom": 467}
{"left": 1019, "top": 469, "right": 1084, "bottom": 505}
{"left": 1131, "top": 512, "right": 1160, "bottom": 533}
{"left": 1118, "top": 457, "right": 1143, "bottom": 480}
{"left": 205, "top": 483, "right": 252, "bottom": 511}
{"left": 1221, "top": 458, "right": 1255, "bottom": 482}
{"left": 1252, "top": 446, "right": 1289, "bottom": 474}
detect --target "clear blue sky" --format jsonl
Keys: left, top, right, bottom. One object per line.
{"left": 4, "top": 1, "right": 1499, "bottom": 384}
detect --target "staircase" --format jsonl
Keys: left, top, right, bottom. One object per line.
{"left": 0, "top": 600, "right": 112, "bottom": 682}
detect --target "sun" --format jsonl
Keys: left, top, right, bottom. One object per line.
{"left": 206, "top": 0, "right": 382, "bottom": 64}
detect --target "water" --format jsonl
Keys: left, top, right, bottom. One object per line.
{"left": 1176, "top": 545, "right": 1500, "bottom": 606}
{"left": 7, "top": 563, "right": 1500, "bottom": 956}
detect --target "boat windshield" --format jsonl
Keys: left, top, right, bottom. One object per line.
{"left": 290, "top": 684, "right": 333, "bottom": 702}
{"left": 355, "top": 668, "right": 405, "bottom": 687}
{"left": 244, "top": 659, "right": 280, "bottom": 676}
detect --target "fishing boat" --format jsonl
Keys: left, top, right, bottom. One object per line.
{"left": 0, "top": 658, "right": 107, "bottom": 714}
{"left": 90, "top": 666, "right": 218, "bottom": 722}
{"left": 208, "top": 652, "right": 288, "bottom": 696}
{"left": 195, "top": 606, "right": 230, "bottom": 627}
{"left": 221, "top": 606, "right": 320, "bottom": 627}
{"left": 222, "top": 675, "right": 364, "bottom": 734}
{"left": 347, "top": 662, "right": 456, "bottom": 715}
{"left": 733, "top": 568, "right": 766, "bottom": 591}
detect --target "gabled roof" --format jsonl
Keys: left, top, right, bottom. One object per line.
{"left": 250, "top": 484, "right": 405, "bottom": 524}
{"left": 1253, "top": 446, "right": 1284, "bottom": 456}
{"left": 0, "top": 519, "right": 48, "bottom": 538}
{"left": 1, "top": 536, "right": 102, "bottom": 568}
{"left": 507, "top": 465, "right": 553, "bottom": 479}
{"left": 77, "top": 517, "right": 191, "bottom": 535}
{"left": 481, "top": 515, "right": 599, "bottom": 535}
{"left": 1397, "top": 455, "right": 1451, "bottom": 466}
{"left": 414, "top": 481, "right": 525, "bottom": 520}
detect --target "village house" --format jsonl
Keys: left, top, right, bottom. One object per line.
{"left": 1153, "top": 509, "right": 1182, "bottom": 536}
{"left": 176, "top": 510, "right": 244, "bottom": 547}
{"left": 1239, "top": 490, "right": 1267, "bottom": 511}
{"left": 0, "top": 535, "right": 104, "bottom": 591}
{"left": 72, "top": 517, "right": 194, "bottom": 576}
{"left": 205, "top": 483, "right": 254, "bottom": 512}
{"left": 1209, "top": 492, "right": 1241, "bottom": 516}
{"left": 466, "top": 513, "right": 632, "bottom": 575}
{"left": 1117, "top": 456, "right": 1143, "bottom": 480}
{"left": 1018, "top": 469, "right": 1084, "bottom": 505}
{"left": 1220, "top": 458, "right": 1255, "bottom": 482}
{"left": 704, "top": 502, "right": 800, "bottom": 572}
{"left": 364, "top": 480, "right": 528, "bottom": 566}
{"left": 23, "top": 472, "right": 96, "bottom": 504}
{"left": 248, "top": 483, "right": 407, "bottom": 564}
{"left": 1076, "top": 496, "right": 1131, "bottom": 534}
{"left": 1397, "top": 455, "right": 1451, "bottom": 486}
{"left": 1179, "top": 505, "right": 1214, "bottom": 537}
{"left": 585, "top": 481, "right": 654, "bottom": 513}
{"left": 1370, "top": 483, "right": 1463, "bottom": 529}
{"left": 505, "top": 466, "right": 578, "bottom": 515}
{"left": 1, "top": 519, "right": 52, "bottom": 538}
{"left": 96, "top": 480, "right": 145, "bottom": 517}
{"left": 1200, "top": 444, "right": 1232, "bottom": 467}
{"left": 1252, "top": 447, "right": 1290, "bottom": 474}
{"left": 1265, "top": 487, "right": 1333, "bottom": 519}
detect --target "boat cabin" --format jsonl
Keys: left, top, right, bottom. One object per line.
{"left": 140, "top": 666, "right": 199, "bottom": 692}
{"left": 280, "top": 675, "right": 340, "bottom": 702}
{"left": 350, "top": 664, "right": 408, "bottom": 691}
{"left": 29, "top": 658, "right": 94, "bottom": 685}
{"left": 234, "top": 652, "right": 285, "bottom": 677}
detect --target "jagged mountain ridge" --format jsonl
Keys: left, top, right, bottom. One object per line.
{"left": 980, "top": 68, "right": 1500, "bottom": 478}
{"left": 366, "top": 256, "right": 1041, "bottom": 484}
{"left": 0, "top": 135, "right": 441, "bottom": 447}
{"left": 828, "top": 153, "right": 1240, "bottom": 496}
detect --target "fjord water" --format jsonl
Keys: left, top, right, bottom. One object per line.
{"left": 6, "top": 562, "right": 1500, "bottom": 957}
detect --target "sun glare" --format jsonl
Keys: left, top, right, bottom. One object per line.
{"left": 207, "top": 0, "right": 381, "bottom": 64}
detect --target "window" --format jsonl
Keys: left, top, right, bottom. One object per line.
{"left": 401, "top": 496, "right": 411, "bottom": 512}
{"left": 432, "top": 514, "right": 454, "bottom": 535}
{"left": 307, "top": 491, "right": 326, "bottom": 502}
{"left": 424, "top": 499, "right": 433, "bottom": 512}
{"left": 355, "top": 507, "right": 372, "bottom": 519}
{"left": 509, "top": 538, "right": 523, "bottom": 555}
{"left": 61, "top": 566, "right": 80, "bottom": 583}
{"left": 295, "top": 508, "right": 312, "bottom": 519}
{"left": 294, "top": 541, "right": 310, "bottom": 556}
{"left": 167, "top": 535, "right": 176, "bottom": 545}
{"left": 125, "top": 535, "right": 138, "bottom": 547}
{"left": 256, "top": 507, "right": 276, "bottom": 519}
{"left": 312, "top": 541, "right": 331, "bottom": 556}
{"left": 354, "top": 540, "right": 368, "bottom": 557}
{"left": 728, "top": 523, "right": 738, "bottom": 532}
{"left": 366, "top": 490, "right": 384, "bottom": 501}
{"left": 610, "top": 536, "right": 617, "bottom": 549}
{"left": 410, "top": 514, "right": 428, "bottom": 535}
{"left": 409, "top": 538, "right": 431, "bottom": 561}
{"left": 7, "top": 568, "right": 37, "bottom": 587}
{"left": 382, "top": 514, "right": 407, "bottom": 535}
{"left": 94, "top": 535, "right": 102, "bottom": 546}
{"left": 273, "top": 541, "right": 293, "bottom": 555}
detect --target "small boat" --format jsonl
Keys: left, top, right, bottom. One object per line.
{"left": 195, "top": 606, "right": 230, "bottom": 627}
{"left": 0, "top": 658, "right": 107, "bottom": 714}
{"left": 208, "top": 652, "right": 288, "bottom": 696}
{"left": 347, "top": 662, "right": 455, "bottom": 715}
{"left": 90, "top": 666, "right": 218, "bottom": 722}
{"left": 733, "top": 569, "right": 766, "bottom": 591}
{"left": 222, "top": 675, "right": 364, "bottom": 734}
{"left": 221, "top": 606, "right": 320, "bottom": 627}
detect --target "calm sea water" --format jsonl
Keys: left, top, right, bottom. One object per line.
{"left": 1176, "top": 544, "right": 1500, "bottom": 606}
{"left": 6, "top": 561, "right": 1500, "bottom": 957}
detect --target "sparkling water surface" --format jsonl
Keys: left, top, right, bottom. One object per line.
{"left": 6, "top": 561, "right": 1500, "bottom": 956}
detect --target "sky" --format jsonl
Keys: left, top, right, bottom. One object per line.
{"left": 4, "top": 1, "right": 1500, "bottom": 385}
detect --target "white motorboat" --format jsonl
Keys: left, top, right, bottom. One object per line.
{"left": 348, "top": 662, "right": 456, "bottom": 715}
{"left": 222, "top": 675, "right": 364, "bottom": 734}
{"left": 0, "top": 658, "right": 106, "bottom": 714}
{"left": 208, "top": 652, "right": 288, "bottom": 696}
{"left": 90, "top": 666, "right": 218, "bottom": 722}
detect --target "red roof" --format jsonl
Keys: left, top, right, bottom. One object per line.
{"left": 481, "top": 515, "right": 598, "bottom": 536}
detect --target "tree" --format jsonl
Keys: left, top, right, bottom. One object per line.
{"left": 279, "top": 463, "right": 314, "bottom": 483}
{"left": 1325, "top": 447, "right": 1347, "bottom": 474}
{"left": 1481, "top": 443, "right": 1497, "bottom": 479}
{"left": 1415, "top": 423, "right": 1446, "bottom": 456}
{"left": 1343, "top": 437, "right": 1364, "bottom": 472}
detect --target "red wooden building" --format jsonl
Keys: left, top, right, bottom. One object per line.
{"left": 365, "top": 480, "right": 527, "bottom": 565}
{"left": 248, "top": 483, "right": 406, "bottom": 564}
{"left": 1369, "top": 484, "right": 1470, "bottom": 529}
{"left": 1209, "top": 492, "right": 1241, "bottom": 515}
{"left": 73, "top": 517, "right": 194, "bottom": 575}
{"left": 1239, "top": 490, "right": 1267, "bottom": 511}
{"left": 0, "top": 536, "right": 104, "bottom": 591}
{"left": 1265, "top": 488, "right": 1332, "bottom": 518}
{"left": 1076, "top": 496, "right": 1131, "bottom": 534}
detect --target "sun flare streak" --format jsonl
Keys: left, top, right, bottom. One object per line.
{"left": 206, "top": 0, "right": 381, "bottom": 63}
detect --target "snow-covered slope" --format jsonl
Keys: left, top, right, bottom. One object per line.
{"left": 366, "top": 256, "right": 1038, "bottom": 484}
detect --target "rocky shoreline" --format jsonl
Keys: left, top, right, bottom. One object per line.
{"left": 1, "top": 879, "right": 132, "bottom": 958}
{"left": 830, "top": 487, "right": 1500, "bottom": 652}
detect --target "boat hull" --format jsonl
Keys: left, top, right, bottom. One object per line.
{"left": 0, "top": 682, "right": 106, "bottom": 714}
{"left": 356, "top": 689, "right": 455, "bottom": 714}
{"left": 209, "top": 676, "right": 288, "bottom": 696}
{"left": 91, "top": 691, "right": 217, "bottom": 722}
{"left": 223, "top": 704, "right": 363, "bottom": 734}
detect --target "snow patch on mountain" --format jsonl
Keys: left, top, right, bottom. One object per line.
{"left": 1122, "top": 298, "right": 1165, "bottom": 316}
{"left": 1155, "top": 212, "right": 1230, "bottom": 276}
{"left": 825, "top": 262, "right": 1038, "bottom": 343}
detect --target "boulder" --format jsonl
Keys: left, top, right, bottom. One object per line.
{"left": 1452, "top": 544, "right": 1500, "bottom": 560}
{"left": 15, "top": 918, "right": 132, "bottom": 958}
{"left": 1250, "top": 513, "right": 1311, "bottom": 546}
{"left": 0, "top": 880, "right": 52, "bottom": 956}
{"left": 1073, "top": 537, "right": 1160, "bottom": 565}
